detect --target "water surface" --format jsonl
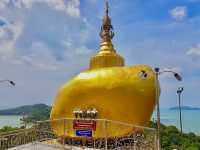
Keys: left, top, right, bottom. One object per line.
{"left": 0, "top": 110, "right": 200, "bottom": 135}
{"left": 152, "top": 109, "right": 200, "bottom": 135}
{"left": 0, "top": 115, "right": 22, "bottom": 128}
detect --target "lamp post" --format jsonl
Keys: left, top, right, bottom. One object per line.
{"left": 0, "top": 80, "right": 15, "bottom": 86}
{"left": 177, "top": 87, "right": 184, "bottom": 134}
{"left": 154, "top": 68, "right": 182, "bottom": 150}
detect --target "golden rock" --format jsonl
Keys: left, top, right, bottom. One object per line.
{"left": 50, "top": 1, "right": 158, "bottom": 138}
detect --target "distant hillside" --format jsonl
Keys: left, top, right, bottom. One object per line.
{"left": 170, "top": 106, "right": 200, "bottom": 110}
{"left": 0, "top": 104, "right": 51, "bottom": 115}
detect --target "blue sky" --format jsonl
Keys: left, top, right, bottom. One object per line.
{"left": 0, "top": 0, "right": 200, "bottom": 109}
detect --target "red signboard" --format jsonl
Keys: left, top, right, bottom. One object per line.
{"left": 73, "top": 120, "right": 96, "bottom": 131}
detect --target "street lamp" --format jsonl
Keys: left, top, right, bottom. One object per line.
{"left": 0, "top": 79, "right": 15, "bottom": 86}
{"left": 154, "top": 67, "right": 182, "bottom": 150}
{"left": 177, "top": 87, "right": 184, "bottom": 134}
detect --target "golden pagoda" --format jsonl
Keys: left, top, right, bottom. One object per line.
{"left": 89, "top": 1, "right": 124, "bottom": 69}
{"left": 50, "top": 1, "right": 158, "bottom": 138}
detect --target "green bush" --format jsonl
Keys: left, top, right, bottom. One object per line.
{"left": 150, "top": 121, "right": 200, "bottom": 149}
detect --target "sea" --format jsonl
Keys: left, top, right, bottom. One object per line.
{"left": 0, "top": 115, "right": 22, "bottom": 128}
{"left": 152, "top": 109, "right": 200, "bottom": 135}
{"left": 0, "top": 109, "right": 200, "bottom": 135}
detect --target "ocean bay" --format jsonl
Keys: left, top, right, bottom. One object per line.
{"left": 152, "top": 109, "right": 200, "bottom": 135}
{"left": 0, "top": 109, "right": 199, "bottom": 135}
{"left": 0, "top": 115, "right": 22, "bottom": 128}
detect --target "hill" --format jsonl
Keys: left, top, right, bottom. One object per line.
{"left": 0, "top": 103, "right": 51, "bottom": 122}
{"left": 170, "top": 106, "right": 200, "bottom": 111}
{"left": 0, "top": 104, "right": 51, "bottom": 115}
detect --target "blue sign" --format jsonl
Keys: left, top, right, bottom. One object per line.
{"left": 76, "top": 130, "right": 92, "bottom": 137}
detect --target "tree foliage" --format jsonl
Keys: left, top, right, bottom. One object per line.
{"left": 0, "top": 126, "right": 18, "bottom": 133}
{"left": 151, "top": 121, "right": 200, "bottom": 149}
{"left": 21, "top": 105, "right": 51, "bottom": 123}
{"left": 0, "top": 104, "right": 51, "bottom": 116}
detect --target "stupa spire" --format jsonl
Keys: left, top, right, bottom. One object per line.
{"left": 106, "top": 0, "right": 109, "bottom": 16}
{"left": 99, "top": 0, "right": 114, "bottom": 42}
{"left": 89, "top": 0, "right": 125, "bottom": 70}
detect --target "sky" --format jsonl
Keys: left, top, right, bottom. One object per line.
{"left": 0, "top": 0, "right": 200, "bottom": 109}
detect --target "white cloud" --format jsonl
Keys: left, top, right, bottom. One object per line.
{"left": 65, "top": 0, "right": 80, "bottom": 17}
{"left": 169, "top": 6, "right": 187, "bottom": 21}
{"left": 0, "top": 2, "right": 6, "bottom": 9}
{"left": 0, "top": 0, "right": 80, "bottom": 18}
{"left": 75, "top": 46, "right": 92, "bottom": 55}
{"left": 0, "top": 20, "right": 24, "bottom": 59}
{"left": 0, "top": 0, "right": 9, "bottom": 9}
{"left": 187, "top": 43, "right": 200, "bottom": 56}
{"left": 19, "top": 41, "right": 62, "bottom": 70}
{"left": 0, "top": 0, "right": 93, "bottom": 71}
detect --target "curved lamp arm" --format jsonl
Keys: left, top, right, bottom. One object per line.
{"left": 154, "top": 68, "right": 182, "bottom": 81}
{"left": 0, "top": 80, "right": 15, "bottom": 86}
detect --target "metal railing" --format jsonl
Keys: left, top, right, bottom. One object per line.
{"left": 0, "top": 119, "right": 157, "bottom": 150}
{"left": 0, "top": 128, "right": 36, "bottom": 150}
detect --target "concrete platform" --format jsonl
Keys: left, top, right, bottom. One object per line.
{"left": 8, "top": 142, "right": 98, "bottom": 150}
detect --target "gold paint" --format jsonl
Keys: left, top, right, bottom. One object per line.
{"left": 51, "top": 65, "right": 157, "bottom": 137}
{"left": 89, "top": 1, "right": 124, "bottom": 69}
{"left": 50, "top": 1, "right": 159, "bottom": 138}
